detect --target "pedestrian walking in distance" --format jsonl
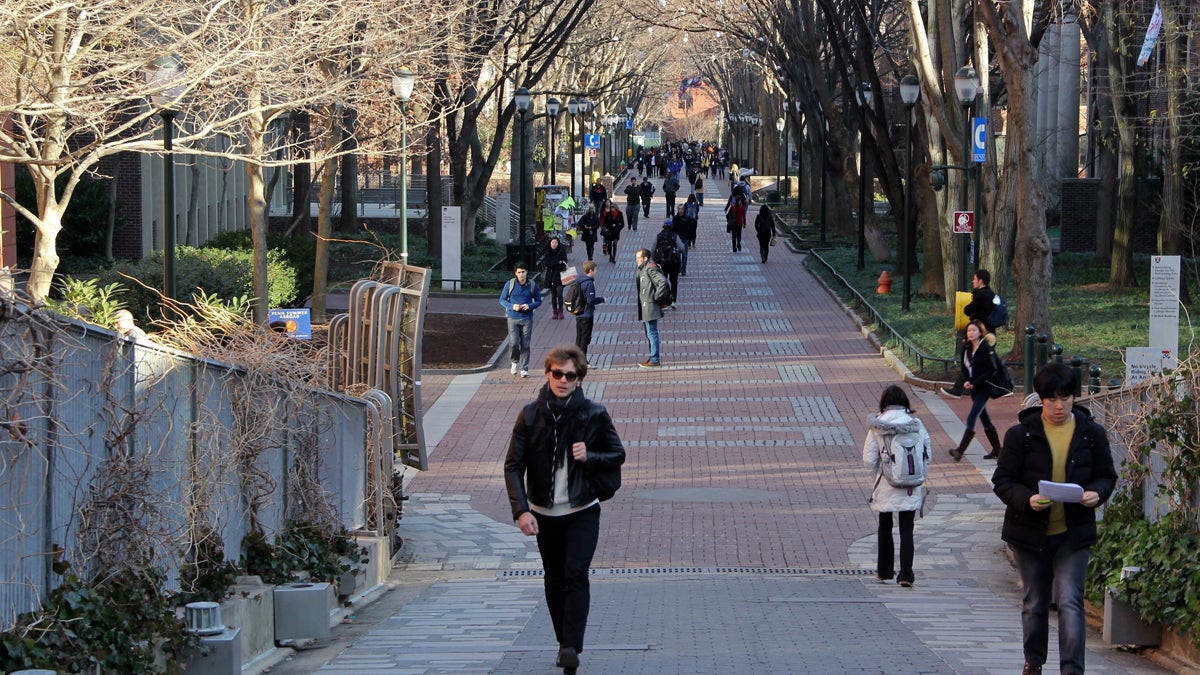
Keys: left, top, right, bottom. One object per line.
{"left": 992, "top": 363, "right": 1117, "bottom": 675}
{"left": 754, "top": 204, "right": 774, "bottom": 263}
{"left": 947, "top": 320, "right": 1004, "bottom": 461}
{"left": 504, "top": 345, "right": 626, "bottom": 675}
{"left": 498, "top": 263, "right": 541, "bottom": 378}
{"left": 862, "top": 385, "right": 930, "bottom": 588}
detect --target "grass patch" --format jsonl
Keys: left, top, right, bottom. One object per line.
{"left": 804, "top": 247, "right": 1198, "bottom": 382}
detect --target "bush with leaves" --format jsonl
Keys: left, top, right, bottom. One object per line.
{"left": 44, "top": 277, "right": 130, "bottom": 328}
{"left": 0, "top": 556, "right": 198, "bottom": 674}
{"left": 95, "top": 246, "right": 298, "bottom": 322}
{"left": 240, "top": 520, "right": 367, "bottom": 586}
{"left": 1087, "top": 356, "right": 1200, "bottom": 644}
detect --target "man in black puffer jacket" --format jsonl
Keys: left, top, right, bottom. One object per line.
{"left": 504, "top": 345, "right": 626, "bottom": 675}
{"left": 991, "top": 363, "right": 1118, "bottom": 675}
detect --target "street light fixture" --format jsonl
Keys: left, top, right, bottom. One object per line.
{"left": 514, "top": 87, "right": 532, "bottom": 268}
{"left": 857, "top": 82, "right": 873, "bottom": 270}
{"left": 392, "top": 68, "right": 417, "bottom": 264}
{"left": 899, "top": 74, "right": 921, "bottom": 311}
{"left": 567, "top": 97, "right": 580, "bottom": 198}
{"left": 777, "top": 99, "right": 787, "bottom": 205}
{"left": 775, "top": 115, "right": 785, "bottom": 203}
{"left": 546, "top": 97, "right": 561, "bottom": 184}
{"left": 144, "top": 54, "right": 186, "bottom": 302}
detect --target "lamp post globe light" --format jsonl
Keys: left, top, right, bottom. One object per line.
{"left": 856, "top": 82, "right": 873, "bottom": 270}
{"left": 775, "top": 115, "right": 785, "bottom": 202}
{"left": 899, "top": 74, "right": 921, "bottom": 311}
{"left": 546, "top": 97, "right": 561, "bottom": 184}
{"left": 392, "top": 68, "right": 417, "bottom": 263}
{"left": 144, "top": 54, "right": 187, "bottom": 302}
{"left": 953, "top": 66, "right": 979, "bottom": 292}
{"left": 514, "top": 87, "right": 532, "bottom": 267}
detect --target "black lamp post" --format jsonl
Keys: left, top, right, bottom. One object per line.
{"left": 144, "top": 55, "right": 185, "bottom": 302}
{"left": 392, "top": 68, "right": 417, "bottom": 263}
{"left": 626, "top": 105, "right": 634, "bottom": 166}
{"left": 781, "top": 99, "right": 790, "bottom": 205}
{"left": 899, "top": 75, "right": 921, "bottom": 311}
{"left": 546, "top": 97, "right": 561, "bottom": 184}
{"left": 856, "top": 82, "right": 873, "bottom": 270}
{"left": 515, "top": 87, "right": 532, "bottom": 267}
{"left": 953, "top": 66, "right": 979, "bottom": 292}
{"left": 567, "top": 97, "right": 580, "bottom": 196}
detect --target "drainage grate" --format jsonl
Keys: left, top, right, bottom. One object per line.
{"left": 498, "top": 567, "right": 873, "bottom": 579}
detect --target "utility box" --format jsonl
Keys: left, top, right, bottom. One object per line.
{"left": 273, "top": 582, "right": 332, "bottom": 642}
{"left": 1103, "top": 589, "right": 1161, "bottom": 646}
{"left": 182, "top": 628, "right": 242, "bottom": 675}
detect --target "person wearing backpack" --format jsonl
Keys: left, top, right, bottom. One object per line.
{"left": 725, "top": 195, "right": 747, "bottom": 252}
{"left": 504, "top": 344, "right": 626, "bottom": 675}
{"left": 662, "top": 172, "right": 680, "bottom": 217}
{"left": 498, "top": 263, "right": 543, "bottom": 378}
{"left": 572, "top": 261, "right": 604, "bottom": 360}
{"left": 862, "top": 385, "right": 930, "bottom": 588}
{"left": 948, "top": 320, "right": 1005, "bottom": 461}
{"left": 652, "top": 220, "right": 684, "bottom": 306}
{"left": 634, "top": 248, "right": 670, "bottom": 367}
{"left": 942, "top": 269, "right": 1000, "bottom": 398}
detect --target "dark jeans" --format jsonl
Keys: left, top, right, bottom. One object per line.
{"left": 575, "top": 316, "right": 594, "bottom": 356}
{"left": 584, "top": 240, "right": 595, "bottom": 261}
{"left": 965, "top": 386, "right": 993, "bottom": 431}
{"left": 663, "top": 265, "right": 679, "bottom": 304}
{"left": 731, "top": 226, "right": 742, "bottom": 251}
{"left": 547, "top": 283, "right": 563, "bottom": 313}
{"left": 665, "top": 194, "right": 677, "bottom": 216}
{"left": 642, "top": 201, "right": 651, "bottom": 218}
{"left": 758, "top": 237, "right": 771, "bottom": 263}
{"left": 1011, "top": 534, "right": 1090, "bottom": 674}
{"left": 877, "top": 510, "right": 915, "bottom": 583}
{"left": 534, "top": 505, "right": 601, "bottom": 652}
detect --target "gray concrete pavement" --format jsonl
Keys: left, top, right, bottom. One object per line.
{"left": 265, "top": 174, "right": 1178, "bottom": 675}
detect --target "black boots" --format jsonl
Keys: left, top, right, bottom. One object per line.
{"left": 981, "top": 427, "right": 1002, "bottom": 460}
{"left": 948, "top": 430, "right": 975, "bottom": 462}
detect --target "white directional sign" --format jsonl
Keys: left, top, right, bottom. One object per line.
{"left": 972, "top": 117, "right": 987, "bottom": 163}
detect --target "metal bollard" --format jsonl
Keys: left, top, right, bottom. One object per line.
{"left": 1089, "top": 365, "right": 1102, "bottom": 394}
{"left": 1052, "top": 344, "right": 1063, "bottom": 364}
{"left": 1024, "top": 326, "right": 1036, "bottom": 396}
{"left": 1036, "top": 333, "right": 1049, "bottom": 371}
{"left": 1070, "top": 356, "right": 1083, "bottom": 397}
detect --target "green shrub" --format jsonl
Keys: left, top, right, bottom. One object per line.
{"left": 0, "top": 556, "right": 197, "bottom": 674}
{"left": 240, "top": 521, "right": 366, "bottom": 586}
{"left": 97, "top": 246, "right": 298, "bottom": 320}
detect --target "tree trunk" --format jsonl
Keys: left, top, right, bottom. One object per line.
{"left": 978, "top": 0, "right": 1054, "bottom": 357}
{"left": 1106, "top": 0, "right": 1139, "bottom": 288}
{"left": 338, "top": 106, "right": 359, "bottom": 233}
{"left": 427, "top": 120, "right": 443, "bottom": 258}
{"left": 1157, "top": 0, "right": 1190, "bottom": 304}
{"left": 311, "top": 107, "right": 340, "bottom": 324}
{"left": 246, "top": 105, "right": 269, "bottom": 326}
{"left": 290, "top": 111, "right": 312, "bottom": 235}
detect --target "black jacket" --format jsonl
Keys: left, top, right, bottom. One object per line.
{"left": 964, "top": 285, "right": 997, "bottom": 330}
{"left": 991, "top": 405, "right": 1118, "bottom": 553}
{"left": 960, "top": 337, "right": 998, "bottom": 393}
{"left": 505, "top": 386, "right": 625, "bottom": 519}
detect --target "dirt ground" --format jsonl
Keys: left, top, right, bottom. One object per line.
{"left": 422, "top": 313, "right": 507, "bottom": 369}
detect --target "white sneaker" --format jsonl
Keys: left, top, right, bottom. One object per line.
{"left": 511, "top": 363, "right": 518, "bottom": 375}
{"left": 520, "top": 370, "right": 529, "bottom": 378}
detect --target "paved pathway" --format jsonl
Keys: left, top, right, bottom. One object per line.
{"left": 267, "top": 174, "right": 1175, "bottom": 674}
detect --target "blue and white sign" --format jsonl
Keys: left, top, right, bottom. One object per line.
{"left": 624, "top": 119, "right": 633, "bottom": 130}
{"left": 972, "top": 117, "right": 987, "bottom": 163}
{"left": 584, "top": 133, "right": 601, "bottom": 150}
{"left": 268, "top": 308, "right": 312, "bottom": 339}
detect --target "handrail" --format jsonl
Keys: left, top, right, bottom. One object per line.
{"left": 807, "top": 248, "right": 956, "bottom": 373}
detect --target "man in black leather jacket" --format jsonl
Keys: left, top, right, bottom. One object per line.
{"left": 504, "top": 345, "right": 625, "bottom": 675}
{"left": 991, "top": 363, "right": 1118, "bottom": 675}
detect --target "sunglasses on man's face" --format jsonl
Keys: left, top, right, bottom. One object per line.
{"left": 549, "top": 369, "right": 579, "bottom": 382}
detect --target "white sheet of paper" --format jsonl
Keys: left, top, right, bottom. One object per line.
{"left": 1038, "top": 480, "right": 1084, "bottom": 503}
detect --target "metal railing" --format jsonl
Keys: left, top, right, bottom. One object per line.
{"left": 807, "top": 248, "right": 955, "bottom": 373}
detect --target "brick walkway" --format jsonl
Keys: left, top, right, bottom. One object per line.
{"left": 266, "top": 176, "right": 1172, "bottom": 675}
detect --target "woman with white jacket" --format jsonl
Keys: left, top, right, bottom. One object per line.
{"left": 862, "top": 385, "right": 931, "bottom": 587}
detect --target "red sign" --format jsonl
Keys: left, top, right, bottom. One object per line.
{"left": 952, "top": 211, "right": 975, "bottom": 234}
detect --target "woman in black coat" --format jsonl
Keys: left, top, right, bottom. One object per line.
{"left": 753, "top": 204, "right": 774, "bottom": 263}
{"left": 577, "top": 206, "right": 599, "bottom": 262}
{"left": 540, "top": 236, "right": 569, "bottom": 319}
{"left": 948, "top": 320, "right": 1004, "bottom": 461}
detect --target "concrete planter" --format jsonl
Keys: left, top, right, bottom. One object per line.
{"left": 1103, "top": 588, "right": 1161, "bottom": 647}
{"left": 219, "top": 576, "right": 276, "bottom": 666}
